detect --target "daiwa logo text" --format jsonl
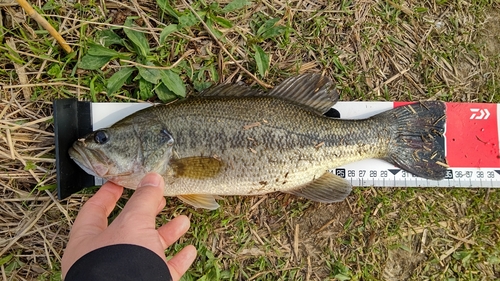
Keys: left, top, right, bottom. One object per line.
{"left": 470, "top": 108, "right": 490, "bottom": 120}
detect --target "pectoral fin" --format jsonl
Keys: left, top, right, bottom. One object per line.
{"left": 177, "top": 194, "right": 220, "bottom": 210}
{"left": 285, "top": 172, "right": 352, "bottom": 203}
{"left": 171, "top": 157, "right": 223, "bottom": 179}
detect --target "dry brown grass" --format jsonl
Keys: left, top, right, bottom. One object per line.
{"left": 0, "top": 94, "right": 67, "bottom": 279}
{"left": 0, "top": 0, "right": 499, "bottom": 280}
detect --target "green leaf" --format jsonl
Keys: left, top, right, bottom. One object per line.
{"left": 452, "top": 250, "right": 472, "bottom": 264}
{"left": 160, "top": 70, "right": 186, "bottom": 98}
{"left": 37, "top": 184, "right": 56, "bottom": 191}
{"left": 89, "top": 75, "right": 99, "bottom": 102}
{"left": 47, "top": 63, "right": 62, "bottom": 78}
{"left": 79, "top": 55, "right": 112, "bottom": 70}
{"left": 96, "top": 29, "right": 124, "bottom": 47}
{"left": 253, "top": 45, "right": 269, "bottom": 77}
{"left": 156, "top": 0, "right": 179, "bottom": 18}
{"left": 487, "top": 255, "right": 500, "bottom": 264}
{"left": 334, "top": 274, "right": 351, "bottom": 281}
{"left": 87, "top": 43, "right": 129, "bottom": 59}
{"left": 155, "top": 83, "right": 178, "bottom": 102}
{"left": 207, "top": 2, "right": 221, "bottom": 12}
{"left": 139, "top": 78, "right": 154, "bottom": 100}
{"left": 160, "top": 24, "right": 178, "bottom": 43}
{"left": 257, "top": 18, "right": 286, "bottom": 39}
{"left": 124, "top": 17, "right": 150, "bottom": 57}
{"left": 137, "top": 65, "right": 162, "bottom": 84}
{"left": 0, "top": 254, "right": 13, "bottom": 266}
{"left": 222, "top": 0, "right": 251, "bottom": 13}
{"left": 262, "top": 25, "right": 286, "bottom": 40}
{"left": 212, "top": 16, "right": 233, "bottom": 28}
{"left": 193, "top": 80, "right": 213, "bottom": 92}
{"left": 24, "top": 161, "right": 36, "bottom": 171}
{"left": 414, "top": 6, "right": 428, "bottom": 13}
{"left": 205, "top": 18, "right": 224, "bottom": 39}
{"left": 178, "top": 11, "right": 200, "bottom": 29}
{"left": 257, "top": 18, "right": 279, "bottom": 36}
{"left": 106, "top": 67, "right": 135, "bottom": 95}
{"left": 42, "top": 1, "right": 60, "bottom": 10}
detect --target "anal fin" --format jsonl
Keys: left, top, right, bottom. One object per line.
{"left": 285, "top": 172, "right": 352, "bottom": 203}
{"left": 177, "top": 194, "right": 220, "bottom": 210}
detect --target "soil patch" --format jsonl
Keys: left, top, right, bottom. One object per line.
{"left": 480, "top": 10, "right": 500, "bottom": 58}
{"left": 383, "top": 248, "right": 426, "bottom": 281}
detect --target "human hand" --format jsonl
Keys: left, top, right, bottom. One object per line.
{"left": 61, "top": 173, "right": 197, "bottom": 280}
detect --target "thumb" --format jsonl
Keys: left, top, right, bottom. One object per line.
{"left": 119, "top": 173, "right": 166, "bottom": 222}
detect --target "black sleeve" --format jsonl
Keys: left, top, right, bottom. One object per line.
{"left": 65, "top": 244, "right": 172, "bottom": 281}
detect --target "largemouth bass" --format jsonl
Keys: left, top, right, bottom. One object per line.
{"left": 69, "top": 74, "right": 447, "bottom": 209}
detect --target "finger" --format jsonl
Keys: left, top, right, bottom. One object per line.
{"left": 167, "top": 245, "right": 197, "bottom": 281}
{"left": 71, "top": 182, "right": 123, "bottom": 237}
{"left": 118, "top": 173, "right": 165, "bottom": 224}
{"left": 157, "top": 215, "right": 191, "bottom": 249}
{"left": 156, "top": 197, "right": 167, "bottom": 214}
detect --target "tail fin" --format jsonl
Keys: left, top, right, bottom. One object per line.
{"left": 379, "top": 101, "right": 447, "bottom": 180}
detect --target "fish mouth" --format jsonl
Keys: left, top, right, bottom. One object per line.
{"left": 68, "top": 142, "right": 110, "bottom": 178}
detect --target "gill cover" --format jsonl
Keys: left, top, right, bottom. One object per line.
{"left": 138, "top": 125, "right": 175, "bottom": 172}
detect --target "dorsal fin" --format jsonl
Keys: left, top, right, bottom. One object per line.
{"left": 198, "top": 82, "right": 263, "bottom": 97}
{"left": 198, "top": 73, "right": 338, "bottom": 115}
{"left": 268, "top": 73, "right": 339, "bottom": 115}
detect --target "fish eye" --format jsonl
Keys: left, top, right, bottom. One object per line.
{"left": 94, "top": 130, "right": 109, "bottom": 144}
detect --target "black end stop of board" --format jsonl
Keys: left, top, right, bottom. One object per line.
{"left": 54, "top": 99, "right": 94, "bottom": 200}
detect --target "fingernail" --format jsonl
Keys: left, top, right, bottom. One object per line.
{"left": 139, "top": 173, "right": 162, "bottom": 188}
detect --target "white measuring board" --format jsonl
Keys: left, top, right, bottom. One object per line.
{"left": 91, "top": 101, "right": 500, "bottom": 188}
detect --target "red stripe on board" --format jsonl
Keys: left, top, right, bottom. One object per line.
{"left": 394, "top": 101, "right": 500, "bottom": 168}
{"left": 393, "top": 101, "right": 414, "bottom": 107}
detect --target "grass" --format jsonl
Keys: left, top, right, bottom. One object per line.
{"left": 1, "top": 0, "right": 499, "bottom": 280}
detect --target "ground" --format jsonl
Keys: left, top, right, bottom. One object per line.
{"left": 0, "top": 0, "right": 499, "bottom": 280}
